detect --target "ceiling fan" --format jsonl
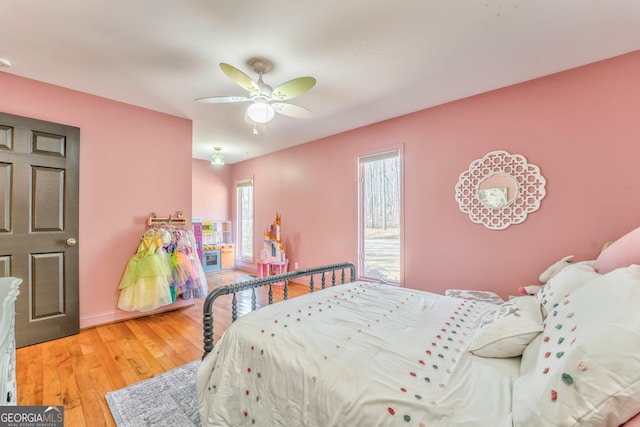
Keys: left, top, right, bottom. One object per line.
{"left": 196, "top": 58, "right": 316, "bottom": 127}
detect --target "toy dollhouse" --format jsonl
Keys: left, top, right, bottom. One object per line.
{"left": 257, "top": 213, "right": 288, "bottom": 278}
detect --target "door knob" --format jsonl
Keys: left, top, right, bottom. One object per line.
{"left": 66, "top": 238, "right": 77, "bottom": 246}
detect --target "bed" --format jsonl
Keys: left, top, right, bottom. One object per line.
{"left": 196, "top": 257, "right": 640, "bottom": 426}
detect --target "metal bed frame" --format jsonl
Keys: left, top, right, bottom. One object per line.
{"left": 202, "top": 262, "right": 356, "bottom": 358}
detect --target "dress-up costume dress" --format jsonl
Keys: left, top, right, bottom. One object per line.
{"left": 117, "top": 232, "right": 174, "bottom": 312}
{"left": 167, "top": 230, "right": 208, "bottom": 300}
{"left": 183, "top": 231, "right": 208, "bottom": 299}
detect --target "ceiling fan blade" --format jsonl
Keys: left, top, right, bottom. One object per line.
{"left": 220, "top": 63, "right": 260, "bottom": 94}
{"left": 195, "top": 95, "right": 251, "bottom": 104}
{"left": 271, "top": 77, "right": 316, "bottom": 100}
{"left": 271, "top": 102, "right": 313, "bottom": 118}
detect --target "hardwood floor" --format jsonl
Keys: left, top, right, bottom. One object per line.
{"left": 14, "top": 270, "right": 311, "bottom": 426}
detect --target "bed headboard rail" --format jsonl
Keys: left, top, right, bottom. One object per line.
{"left": 202, "top": 262, "right": 356, "bottom": 358}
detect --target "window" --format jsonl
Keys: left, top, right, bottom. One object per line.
{"left": 358, "top": 149, "right": 401, "bottom": 283}
{"left": 236, "top": 177, "right": 254, "bottom": 260}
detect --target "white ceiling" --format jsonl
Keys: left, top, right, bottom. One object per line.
{"left": 1, "top": 1, "right": 639, "bottom": 164}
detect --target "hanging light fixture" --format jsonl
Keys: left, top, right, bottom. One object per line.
{"left": 211, "top": 147, "right": 225, "bottom": 166}
{"left": 246, "top": 102, "right": 275, "bottom": 124}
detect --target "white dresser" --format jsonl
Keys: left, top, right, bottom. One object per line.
{"left": 0, "top": 277, "right": 21, "bottom": 406}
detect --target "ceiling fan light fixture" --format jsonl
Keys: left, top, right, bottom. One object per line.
{"left": 211, "top": 147, "right": 225, "bottom": 166}
{"left": 196, "top": 59, "right": 315, "bottom": 132}
{"left": 247, "top": 102, "right": 275, "bottom": 124}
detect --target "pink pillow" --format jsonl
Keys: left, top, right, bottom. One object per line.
{"left": 594, "top": 227, "right": 640, "bottom": 274}
{"left": 623, "top": 412, "right": 640, "bottom": 426}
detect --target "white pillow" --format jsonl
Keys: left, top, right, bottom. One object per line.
{"left": 444, "top": 289, "right": 504, "bottom": 304}
{"left": 469, "top": 296, "right": 543, "bottom": 358}
{"left": 513, "top": 265, "right": 640, "bottom": 427}
{"left": 520, "top": 332, "right": 543, "bottom": 376}
{"left": 536, "top": 261, "right": 599, "bottom": 317}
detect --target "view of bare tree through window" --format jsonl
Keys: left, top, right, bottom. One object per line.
{"left": 360, "top": 151, "right": 401, "bottom": 282}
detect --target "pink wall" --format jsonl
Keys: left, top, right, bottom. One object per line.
{"left": 230, "top": 51, "right": 640, "bottom": 298}
{"left": 192, "top": 158, "right": 232, "bottom": 221}
{"left": 0, "top": 73, "right": 193, "bottom": 328}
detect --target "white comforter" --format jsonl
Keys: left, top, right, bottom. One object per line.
{"left": 197, "top": 281, "right": 521, "bottom": 426}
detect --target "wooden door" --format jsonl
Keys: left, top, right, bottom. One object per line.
{"left": 0, "top": 112, "right": 80, "bottom": 348}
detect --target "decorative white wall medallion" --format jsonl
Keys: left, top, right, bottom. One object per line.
{"left": 455, "top": 150, "right": 546, "bottom": 230}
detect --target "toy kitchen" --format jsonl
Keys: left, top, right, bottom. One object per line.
{"left": 192, "top": 218, "right": 235, "bottom": 272}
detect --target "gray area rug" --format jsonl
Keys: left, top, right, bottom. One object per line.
{"left": 105, "top": 360, "right": 201, "bottom": 427}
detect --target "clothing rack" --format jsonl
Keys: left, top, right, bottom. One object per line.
{"left": 119, "top": 210, "right": 207, "bottom": 312}
{"left": 147, "top": 211, "right": 187, "bottom": 227}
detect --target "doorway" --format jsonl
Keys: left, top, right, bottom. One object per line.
{"left": 0, "top": 111, "right": 80, "bottom": 347}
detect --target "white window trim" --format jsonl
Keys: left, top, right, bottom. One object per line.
{"left": 236, "top": 176, "right": 254, "bottom": 262}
